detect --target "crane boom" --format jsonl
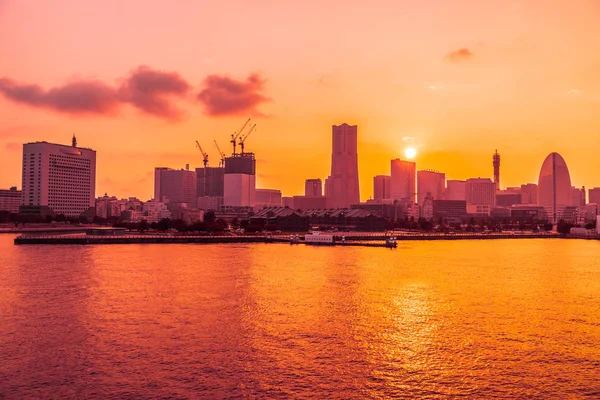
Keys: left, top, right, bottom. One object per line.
{"left": 214, "top": 140, "right": 226, "bottom": 167}
{"left": 230, "top": 118, "right": 251, "bottom": 155}
{"left": 195, "top": 140, "right": 209, "bottom": 168}
{"left": 239, "top": 124, "right": 256, "bottom": 154}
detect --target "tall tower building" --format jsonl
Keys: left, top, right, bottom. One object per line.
{"left": 373, "top": 175, "right": 391, "bottom": 202}
{"left": 417, "top": 170, "right": 445, "bottom": 205}
{"left": 154, "top": 167, "right": 197, "bottom": 206}
{"left": 21, "top": 138, "right": 96, "bottom": 218}
{"left": 305, "top": 179, "right": 323, "bottom": 197}
{"left": 324, "top": 124, "right": 360, "bottom": 208}
{"left": 493, "top": 150, "right": 500, "bottom": 191}
{"left": 538, "top": 152, "right": 572, "bottom": 222}
{"left": 223, "top": 153, "right": 256, "bottom": 207}
{"left": 390, "top": 159, "right": 416, "bottom": 203}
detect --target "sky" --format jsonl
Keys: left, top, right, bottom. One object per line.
{"left": 1, "top": 0, "right": 600, "bottom": 200}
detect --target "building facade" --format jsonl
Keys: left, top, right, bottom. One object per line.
{"left": 465, "top": 178, "right": 496, "bottom": 207}
{"left": 196, "top": 167, "right": 224, "bottom": 198}
{"left": 373, "top": 175, "right": 391, "bottom": 202}
{"left": 588, "top": 187, "right": 600, "bottom": 205}
{"left": 571, "top": 186, "right": 586, "bottom": 207}
{"left": 21, "top": 139, "right": 96, "bottom": 218}
{"left": 324, "top": 124, "right": 360, "bottom": 208}
{"left": 433, "top": 200, "right": 467, "bottom": 224}
{"left": 538, "top": 152, "right": 572, "bottom": 223}
{"left": 446, "top": 180, "right": 466, "bottom": 201}
{"left": 293, "top": 195, "right": 327, "bottom": 210}
{"left": 223, "top": 153, "right": 256, "bottom": 207}
{"left": 0, "top": 187, "right": 21, "bottom": 213}
{"left": 154, "top": 167, "right": 197, "bottom": 206}
{"left": 255, "top": 189, "right": 282, "bottom": 207}
{"left": 304, "top": 179, "right": 323, "bottom": 197}
{"left": 520, "top": 183, "right": 538, "bottom": 204}
{"left": 391, "top": 159, "right": 416, "bottom": 203}
{"left": 417, "top": 170, "right": 445, "bottom": 206}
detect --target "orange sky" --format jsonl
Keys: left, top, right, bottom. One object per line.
{"left": 1, "top": 0, "right": 600, "bottom": 200}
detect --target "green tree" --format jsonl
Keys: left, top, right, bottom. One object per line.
{"left": 138, "top": 219, "right": 149, "bottom": 232}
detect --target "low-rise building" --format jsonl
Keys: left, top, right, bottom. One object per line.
{"left": 0, "top": 187, "right": 21, "bottom": 213}
{"left": 433, "top": 200, "right": 467, "bottom": 224}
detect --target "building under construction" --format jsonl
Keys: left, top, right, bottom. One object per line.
{"left": 224, "top": 152, "right": 256, "bottom": 207}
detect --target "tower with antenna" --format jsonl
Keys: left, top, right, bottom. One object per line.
{"left": 493, "top": 150, "right": 500, "bottom": 191}
{"left": 72, "top": 134, "right": 77, "bottom": 147}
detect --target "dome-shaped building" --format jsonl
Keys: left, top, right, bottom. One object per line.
{"left": 538, "top": 152, "right": 572, "bottom": 222}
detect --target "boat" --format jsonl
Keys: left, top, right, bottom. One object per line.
{"left": 290, "top": 234, "right": 300, "bottom": 244}
{"left": 385, "top": 236, "right": 397, "bottom": 248}
{"left": 304, "top": 231, "right": 335, "bottom": 245}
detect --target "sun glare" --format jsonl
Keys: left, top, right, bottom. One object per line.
{"left": 404, "top": 147, "right": 417, "bottom": 159}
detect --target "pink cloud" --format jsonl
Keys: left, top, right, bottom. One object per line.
{"left": 444, "top": 48, "right": 474, "bottom": 62}
{"left": 117, "top": 66, "right": 191, "bottom": 121}
{"left": 0, "top": 78, "right": 119, "bottom": 115}
{"left": 197, "top": 73, "right": 270, "bottom": 116}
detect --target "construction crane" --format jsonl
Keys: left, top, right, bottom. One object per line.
{"left": 239, "top": 124, "right": 256, "bottom": 155}
{"left": 214, "top": 140, "right": 226, "bottom": 167}
{"left": 230, "top": 118, "right": 251, "bottom": 155}
{"left": 195, "top": 141, "right": 209, "bottom": 168}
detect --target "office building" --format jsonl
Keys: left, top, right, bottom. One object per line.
{"left": 154, "top": 167, "right": 197, "bottom": 206}
{"left": 496, "top": 189, "right": 522, "bottom": 207}
{"left": 538, "top": 152, "right": 572, "bottom": 222}
{"left": 305, "top": 179, "right": 323, "bottom": 197}
{"left": 95, "top": 194, "right": 126, "bottom": 219}
{"left": 293, "top": 195, "right": 327, "bottom": 210}
{"left": 520, "top": 183, "right": 538, "bottom": 205}
{"left": 282, "top": 197, "right": 295, "bottom": 209}
{"left": 21, "top": 138, "right": 96, "bottom": 218}
{"left": 588, "top": 187, "right": 600, "bottom": 205}
{"left": 446, "top": 180, "right": 466, "bottom": 201}
{"left": 391, "top": 159, "right": 416, "bottom": 203}
{"left": 255, "top": 189, "right": 282, "bottom": 207}
{"left": 433, "top": 200, "right": 467, "bottom": 224}
{"left": 373, "top": 175, "right": 391, "bottom": 202}
{"left": 571, "top": 186, "right": 586, "bottom": 207}
{"left": 197, "top": 196, "right": 223, "bottom": 211}
{"left": 417, "top": 170, "right": 445, "bottom": 205}
{"left": 0, "top": 187, "right": 21, "bottom": 213}
{"left": 224, "top": 153, "right": 256, "bottom": 207}
{"left": 325, "top": 124, "right": 360, "bottom": 208}
{"left": 196, "top": 167, "right": 224, "bottom": 198}
{"left": 465, "top": 178, "right": 496, "bottom": 207}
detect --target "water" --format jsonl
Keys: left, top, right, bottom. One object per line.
{"left": 1, "top": 234, "right": 599, "bottom": 399}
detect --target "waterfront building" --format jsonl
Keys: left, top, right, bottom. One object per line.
{"left": 571, "top": 186, "right": 586, "bottom": 207}
{"left": 432, "top": 200, "right": 467, "bottom": 224}
{"left": 466, "top": 204, "right": 492, "bottom": 216}
{"left": 196, "top": 167, "right": 224, "bottom": 199}
{"left": 417, "top": 170, "right": 445, "bottom": 206}
{"left": 576, "top": 203, "right": 598, "bottom": 224}
{"left": 465, "top": 178, "right": 496, "bottom": 207}
{"left": 304, "top": 179, "right": 323, "bottom": 197}
{"left": 325, "top": 124, "right": 360, "bottom": 208}
{"left": 95, "top": 194, "right": 126, "bottom": 219}
{"left": 391, "top": 159, "right": 416, "bottom": 203}
{"left": 197, "top": 196, "right": 223, "bottom": 211}
{"left": 293, "top": 195, "right": 327, "bottom": 210}
{"left": 537, "top": 152, "right": 572, "bottom": 223}
{"left": 589, "top": 187, "right": 600, "bottom": 205}
{"left": 520, "top": 183, "right": 538, "bottom": 205}
{"left": 223, "top": 153, "right": 256, "bottom": 207}
{"left": 142, "top": 199, "right": 172, "bottom": 223}
{"left": 496, "top": 189, "right": 522, "bottom": 207}
{"left": 154, "top": 167, "right": 197, "bottom": 207}
{"left": 509, "top": 205, "right": 547, "bottom": 222}
{"left": 446, "top": 180, "right": 466, "bottom": 201}
{"left": 21, "top": 138, "right": 96, "bottom": 218}
{"left": 255, "top": 189, "right": 282, "bottom": 207}
{"left": 0, "top": 187, "right": 21, "bottom": 213}
{"left": 373, "top": 175, "right": 391, "bottom": 202}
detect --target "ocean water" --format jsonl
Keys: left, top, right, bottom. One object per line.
{"left": 1, "top": 235, "right": 599, "bottom": 399}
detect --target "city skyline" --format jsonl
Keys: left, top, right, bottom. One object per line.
{"left": 2, "top": 1, "right": 600, "bottom": 200}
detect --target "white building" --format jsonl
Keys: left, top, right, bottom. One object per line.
{"left": 224, "top": 154, "right": 256, "bottom": 207}
{"left": 142, "top": 199, "right": 172, "bottom": 223}
{"left": 21, "top": 138, "right": 96, "bottom": 218}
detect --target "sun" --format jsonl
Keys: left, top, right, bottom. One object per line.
{"left": 404, "top": 147, "right": 417, "bottom": 159}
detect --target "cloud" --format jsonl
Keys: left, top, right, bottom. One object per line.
{"left": 0, "top": 78, "right": 119, "bottom": 115}
{"left": 444, "top": 48, "right": 473, "bottom": 62}
{"left": 117, "top": 66, "right": 191, "bottom": 121}
{"left": 197, "top": 73, "right": 270, "bottom": 116}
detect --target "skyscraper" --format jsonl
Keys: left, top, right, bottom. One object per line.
{"left": 223, "top": 153, "right": 256, "bottom": 207}
{"left": 417, "top": 170, "right": 445, "bottom": 205}
{"left": 538, "top": 152, "right": 572, "bottom": 222}
{"left": 493, "top": 150, "right": 500, "bottom": 191}
{"left": 154, "top": 167, "right": 197, "bottom": 206}
{"left": 305, "top": 179, "right": 323, "bottom": 197}
{"left": 324, "top": 124, "right": 360, "bottom": 208}
{"left": 21, "top": 138, "right": 96, "bottom": 218}
{"left": 196, "top": 167, "right": 224, "bottom": 198}
{"left": 373, "top": 175, "right": 391, "bottom": 202}
{"left": 390, "top": 159, "right": 416, "bottom": 202}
